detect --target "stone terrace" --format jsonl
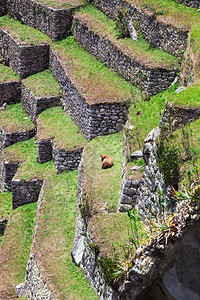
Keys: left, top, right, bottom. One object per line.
{"left": 7, "top": 0, "right": 87, "bottom": 40}
{"left": 0, "top": 16, "right": 50, "bottom": 79}
{"left": 73, "top": 5, "right": 179, "bottom": 95}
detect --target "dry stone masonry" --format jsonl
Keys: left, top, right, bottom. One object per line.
{"left": 72, "top": 17, "right": 177, "bottom": 95}
{"left": 12, "top": 178, "right": 43, "bottom": 209}
{"left": 0, "top": 127, "right": 36, "bottom": 151}
{"left": 92, "top": 0, "right": 188, "bottom": 57}
{"left": 0, "top": 29, "right": 49, "bottom": 79}
{"left": 173, "top": 0, "right": 200, "bottom": 7}
{"left": 0, "top": 80, "right": 21, "bottom": 106}
{"left": 0, "top": 159, "right": 19, "bottom": 191}
{"left": 22, "top": 83, "right": 61, "bottom": 124}
{"left": 37, "top": 139, "right": 53, "bottom": 164}
{"left": 0, "top": 0, "right": 7, "bottom": 17}
{"left": 7, "top": 0, "right": 85, "bottom": 41}
{"left": 50, "top": 49, "right": 130, "bottom": 140}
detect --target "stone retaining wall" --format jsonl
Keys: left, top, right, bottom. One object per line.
{"left": 22, "top": 83, "right": 61, "bottom": 123}
{"left": 92, "top": 0, "right": 188, "bottom": 57}
{"left": 50, "top": 49, "right": 129, "bottom": 140}
{"left": 72, "top": 154, "right": 118, "bottom": 299}
{"left": 119, "top": 128, "right": 167, "bottom": 219}
{"left": 72, "top": 17, "right": 177, "bottom": 95}
{"left": 173, "top": 0, "right": 200, "bottom": 7}
{"left": 0, "top": 30, "right": 49, "bottom": 79}
{"left": 0, "top": 81, "right": 21, "bottom": 106}
{"left": 160, "top": 103, "right": 200, "bottom": 132}
{"left": 7, "top": 0, "right": 83, "bottom": 41}
{"left": 37, "top": 139, "right": 53, "bottom": 163}
{"left": 0, "top": 128, "right": 36, "bottom": 151}
{"left": 0, "top": 0, "right": 7, "bottom": 16}
{"left": 52, "top": 146, "right": 83, "bottom": 173}
{"left": 25, "top": 254, "right": 54, "bottom": 300}
{"left": 0, "top": 218, "right": 7, "bottom": 235}
{"left": 12, "top": 178, "right": 43, "bottom": 209}
{"left": 0, "top": 160, "right": 19, "bottom": 191}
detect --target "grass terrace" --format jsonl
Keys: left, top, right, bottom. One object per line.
{"left": 37, "top": 107, "right": 87, "bottom": 150}
{"left": 76, "top": 5, "right": 180, "bottom": 70}
{"left": 0, "top": 202, "right": 37, "bottom": 299}
{"left": 22, "top": 69, "right": 62, "bottom": 98}
{"left": 35, "top": 0, "right": 87, "bottom": 9}
{"left": 31, "top": 171, "right": 98, "bottom": 299}
{"left": 2, "top": 138, "right": 56, "bottom": 180}
{"left": 0, "top": 192, "right": 12, "bottom": 221}
{"left": 127, "top": 0, "right": 200, "bottom": 29}
{"left": 0, "top": 64, "right": 18, "bottom": 83}
{"left": 0, "top": 103, "right": 35, "bottom": 133}
{"left": 51, "top": 37, "right": 134, "bottom": 105}
{"left": 0, "top": 15, "right": 51, "bottom": 45}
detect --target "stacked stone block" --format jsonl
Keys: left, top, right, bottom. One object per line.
{"left": 92, "top": 0, "right": 188, "bottom": 57}
{"left": 1, "top": 161, "right": 19, "bottom": 191}
{"left": 173, "top": 0, "right": 200, "bottom": 7}
{"left": 22, "top": 83, "right": 61, "bottom": 123}
{"left": 0, "top": 128, "right": 36, "bottom": 151}
{"left": 12, "top": 178, "right": 43, "bottom": 209}
{"left": 0, "top": 30, "right": 49, "bottom": 79}
{"left": 0, "top": 81, "right": 21, "bottom": 106}
{"left": 37, "top": 139, "right": 53, "bottom": 163}
{"left": 0, "top": 0, "right": 7, "bottom": 17}
{"left": 7, "top": 0, "right": 84, "bottom": 41}
{"left": 72, "top": 17, "right": 177, "bottom": 95}
{"left": 50, "top": 49, "right": 130, "bottom": 140}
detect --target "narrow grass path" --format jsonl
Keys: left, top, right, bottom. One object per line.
{"left": 0, "top": 202, "right": 37, "bottom": 299}
{"left": 32, "top": 171, "right": 98, "bottom": 299}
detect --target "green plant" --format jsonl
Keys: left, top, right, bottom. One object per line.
{"left": 157, "top": 134, "right": 181, "bottom": 189}
{"left": 115, "top": 6, "right": 129, "bottom": 38}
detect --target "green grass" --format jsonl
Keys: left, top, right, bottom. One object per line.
{"left": 0, "top": 15, "right": 51, "bottom": 45}
{"left": 168, "top": 83, "right": 200, "bottom": 108}
{"left": 0, "top": 202, "right": 37, "bottom": 298}
{"left": 32, "top": 171, "right": 98, "bottom": 299}
{"left": 22, "top": 69, "right": 62, "bottom": 98}
{"left": 52, "top": 36, "right": 134, "bottom": 104}
{"left": 84, "top": 132, "right": 124, "bottom": 212}
{"left": 37, "top": 107, "right": 87, "bottom": 150}
{"left": 0, "top": 192, "right": 12, "bottom": 220}
{"left": 2, "top": 138, "right": 56, "bottom": 180}
{"left": 0, "top": 64, "right": 18, "bottom": 83}
{"left": 36, "top": 0, "right": 86, "bottom": 9}
{"left": 77, "top": 5, "right": 180, "bottom": 69}
{"left": 0, "top": 103, "right": 35, "bottom": 132}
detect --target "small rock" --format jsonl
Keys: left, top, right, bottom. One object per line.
{"left": 175, "top": 86, "right": 186, "bottom": 94}
{"left": 130, "top": 150, "right": 143, "bottom": 161}
{"left": 16, "top": 283, "right": 25, "bottom": 298}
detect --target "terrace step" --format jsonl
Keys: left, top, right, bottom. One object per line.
{"left": 91, "top": 0, "right": 189, "bottom": 57}
{"left": 7, "top": 0, "right": 87, "bottom": 41}
{"left": 0, "top": 201, "right": 37, "bottom": 299}
{"left": 0, "top": 103, "right": 36, "bottom": 151}
{"left": 25, "top": 171, "right": 98, "bottom": 299}
{"left": 50, "top": 37, "right": 132, "bottom": 140}
{"left": 72, "top": 5, "right": 179, "bottom": 95}
{"left": 0, "top": 15, "right": 50, "bottom": 79}
{"left": 0, "top": 63, "right": 20, "bottom": 106}
{"left": 22, "top": 69, "right": 62, "bottom": 123}
{"left": 36, "top": 106, "right": 87, "bottom": 172}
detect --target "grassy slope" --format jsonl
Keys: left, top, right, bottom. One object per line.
{"left": 0, "top": 192, "right": 12, "bottom": 220}
{"left": 0, "top": 64, "right": 18, "bottom": 83}
{"left": 32, "top": 171, "right": 98, "bottom": 299}
{"left": 22, "top": 69, "right": 62, "bottom": 98}
{"left": 0, "top": 15, "right": 51, "bottom": 45}
{"left": 76, "top": 5, "right": 180, "bottom": 70}
{"left": 37, "top": 107, "right": 87, "bottom": 150}
{"left": 51, "top": 37, "right": 133, "bottom": 105}
{"left": 0, "top": 202, "right": 37, "bottom": 299}
{"left": 0, "top": 103, "right": 35, "bottom": 132}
